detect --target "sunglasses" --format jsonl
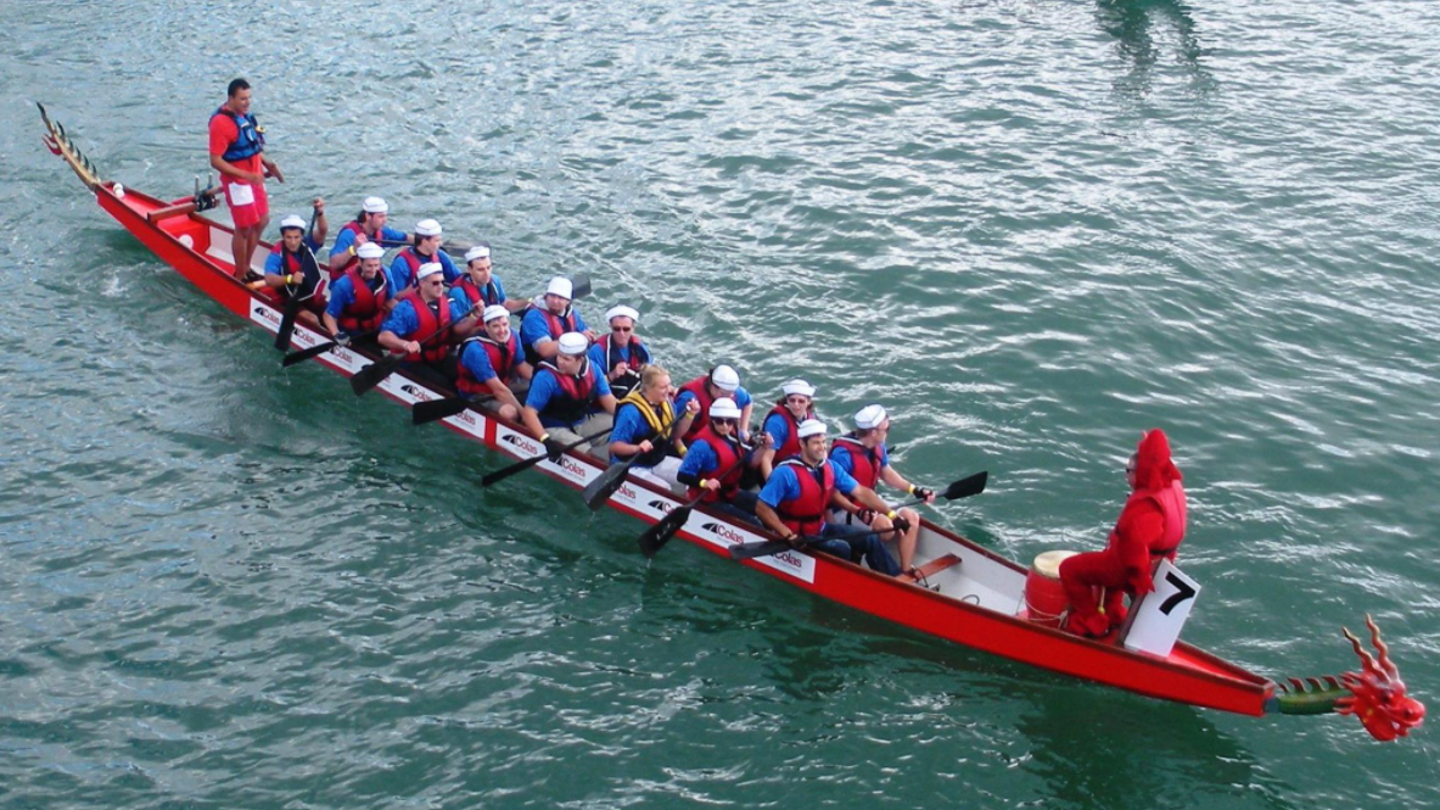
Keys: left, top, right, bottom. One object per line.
{"left": 712, "top": 418, "right": 738, "bottom": 426}
{"left": 425, "top": 279, "right": 444, "bottom": 287}
{"left": 612, "top": 326, "right": 633, "bottom": 333}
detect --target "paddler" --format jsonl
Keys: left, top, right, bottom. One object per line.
{"left": 588, "top": 305, "right": 652, "bottom": 400}
{"left": 456, "top": 305, "right": 533, "bottom": 421}
{"left": 260, "top": 211, "right": 328, "bottom": 321}
{"left": 377, "top": 262, "right": 474, "bottom": 386}
{"left": 522, "top": 331, "right": 617, "bottom": 461}
{"left": 1059, "top": 429, "right": 1188, "bottom": 638}
{"left": 828, "top": 404, "right": 933, "bottom": 575}
{"left": 519, "top": 277, "right": 596, "bottom": 367}
{"left": 209, "top": 78, "right": 283, "bottom": 280}
{"left": 755, "top": 419, "right": 901, "bottom": 576}
{"left": 675, "top": 397, "right": 770, "bottom": 525}
{"left": 449, "top": 244, "right": 530, "bottom": 328}
{"left": 390, "top": 218, "right": 460, "bottom": 290}
{"left": 323, "top": 242, "right": 394, "bottom": 346}
{"left": 328, "top": 196, "right": 408, "bottom": 280}
{"left": 607, "top": 365, "right": 698, "bottom": 489}
{"left": 674, "top": 365, "right": 755, "bottom": 444}
{"left": 758, "top": 379, "right": 819, "bottom": 480}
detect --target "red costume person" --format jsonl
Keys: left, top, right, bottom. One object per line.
{"left": 1059, "top": 429, "right": 1187, "bottom": 638}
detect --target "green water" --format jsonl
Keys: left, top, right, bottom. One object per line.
{"left": 3, "top": 0, "right": 1437, "bottom": 807}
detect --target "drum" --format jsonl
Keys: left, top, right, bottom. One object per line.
{"left": 1024, "top": 550, "right": 1079, "bottom": 627}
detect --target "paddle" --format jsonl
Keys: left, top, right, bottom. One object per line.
{"left": 412, "top": 393, "right": 492, "bottom": 425}
{"left": 637, "top": 454, "right": 752, "bottom": 558}
{"left": 378, "top": 237, "right": 475, "bottom": 259}
{"left": 480, "top": 423, "right": 617, "bottom": 488}
{"left": 273, "top": 204, "right": 320, "bottom": 351}
{"left": 581, "top": 411, "right": 687, "bottom": 511}
{"left": 281, "top": 329, "right": 377, "bottom": 367}
{"left": 726, "top": 471, "right": 989, "bottom": 561}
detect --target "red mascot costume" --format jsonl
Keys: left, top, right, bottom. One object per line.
{"left": 1060, "top": 429, "right": 1187, "bottom": 638}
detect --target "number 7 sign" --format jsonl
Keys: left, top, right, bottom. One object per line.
{"left": 1123, "top": 559, "right": 1202, "bottom": 657}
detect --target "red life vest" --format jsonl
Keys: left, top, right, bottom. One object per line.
{"left": 536, "top": 359, "right": 598, "bottom": 425}
{"left": 678, "top": 377, "right": 716, "bottom": 443}
{"left": 454, "top": 276, "right": 503, "bottom": 310}
{"left": 396, "top": 289, "right": 453, "bottom": 364}
{"left": 269, "top": 245, "right": 322, "bottom": 303}
{"left": 337, "top": 266, "right": 390, "bottom": 333}
{"left": 456, "top": 332, "right": 521, "bottom": 395}
{"left": 329, "top": 221, "right": 369, "bottom": 279}
{"left": 775, "top": 458, "right": 835, "bottom": 537}
{"left": 395, "top": 247, "right": 441, "bottom": 289}
{"left": 686, "top": 425, "right": 744, "bottom": 504}
{"left": 1108, "top": 480, "right": 1188, "bottom": 560}
{"left": 594, "top": 334, "right": 647, "bottom": 371}
{"left": 767, "top": 402, "right": 814, "bottom": 463}
{"left": 829, "top": 435, "right": 884, "bottom": 490}
{"left": 523, "top": 306, "right": 580, "bottom": 366}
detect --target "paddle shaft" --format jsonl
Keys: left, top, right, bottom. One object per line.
{"left": 583, "top": 408, "right": 692, "bottom": 510}
{"left": 480, "top": 424, "right": 617, "bottom": 488}
{"left": 281, "top": 329, "right": 378, "bottom": 367}
{"left": 637, "top": 452, "right": 754, "bottom": 557}
{"left": 272, "top": 205, "right": 321, "bottom": 350}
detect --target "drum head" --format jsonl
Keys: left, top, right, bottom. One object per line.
{"left": 1032, "top": 549, "right": 1080, "bottom": 578}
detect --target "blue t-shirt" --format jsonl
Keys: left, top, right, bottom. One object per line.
{"left": 520, "top": 306, "right": 589, "bottom": 356}
{"left": 329, "top": 224, "right": 406, "bottom": 264}
{"left": 263, "top": 236, "right": 323, "bottom": 276}
{"left": 764, "top": 411, "right": 797, "bottom": 453}
{"left": 828, "top": 440, "right": 890, "bottom": 482}
{"left": 390, "top": 249, "right": 460, "bottom": 290}
{"left": 325, "top": 270, "right": 395, "bottom": 326}
{"left": 449, "top": 276, "right": 508, "bottom": 313}
{"left": 759, "top": 460, "right": 858, "bottom": 513}
{"left": 381, "top": 297, "right": 447, "bottom": 339}
{"left": 525, "top": 365, "right": 613, "bottom": 428}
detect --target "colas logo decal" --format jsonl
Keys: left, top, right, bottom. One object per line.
{"left": 701, "top": 522, "right": 747, "bottom": 544}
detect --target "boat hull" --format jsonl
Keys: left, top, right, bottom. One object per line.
{"left": 86, "top": 179, "right": 1274, "bottom": 717}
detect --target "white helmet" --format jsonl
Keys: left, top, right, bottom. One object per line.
{"left": 709, "top": 397, "right": 742, "bottom": 420}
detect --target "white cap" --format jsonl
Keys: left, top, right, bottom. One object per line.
{"left": 710, "top": 364, "right": 740, "bottom": 392}
{"left": 709, "top": 397, "right": 742, "bottom": 420}
{"left": 557, "top": 332, "right": 589, "bottom": 356}
{"left": 854, "top": 404, "right": 888, "bottom": 430}
{"left": 797, "top": 419, "right": 828, "bottom": 439}
{"left": 482, "top": 305, "right": 509, "bottom": 323}
{"left": 605, "top": 305, "right": 639, "bottom": 325}
{"left": 782, "top": 379, "right": 816, "bottom": 398}
{"left": 362, "top": 196, "right": 388, "bottom": 214}
{"left": 278, "top": 214, "right": 306, "bottom": 231}
{"left": 465, "top": 244, "right": 491, "bottom": 263}
{"left": 545, "top": 277, "right": 573, "bottom": 300}
{"left": 416, "top": 262, "right": 444, "bottom": 281}
{"left": 415, "top": 218, "right": 442, "bottom": 237}
{"left": 356, "top": 242, "right": 385, "bottom": 260}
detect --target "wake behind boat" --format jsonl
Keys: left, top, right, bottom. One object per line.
{"left": 39, "top": 104, "right": 1424, "bottom": 742}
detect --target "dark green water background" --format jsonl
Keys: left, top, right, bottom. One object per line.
{"left": 3, "top": 1, "right": 1437, "bottom": 807}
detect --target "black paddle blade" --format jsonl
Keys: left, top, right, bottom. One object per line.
{"left": 274, "top": 295, "right": 302, "bottom": 351}
{"left": 350, "top": 354, "right": 404, "bottom": 396}
{"left": 943, "top": 471, "right": 988, "bottom": 501}
{"left": 728, "top": 538, "right": 795, "bottom": 561}
{"left": 480, "top": 451, "right": 549, "bottom": 488}
{"left": 412, "top": 397, "right": 473, "bottom": 425}
{"left": 639, "top": 505, "right": 692, "bottom": 558}
{"left": 582, "top": 460, "right": 633, "bottom": 511}
{"left": 571, "top": 273, "right": 592, "bottom": 301}
{"left": 282, "top": 340, "right": 336, "bottom": 367}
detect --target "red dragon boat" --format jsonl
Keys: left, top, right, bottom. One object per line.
{"left": 39, "top": 104, "right": 1424, "bottom": 741}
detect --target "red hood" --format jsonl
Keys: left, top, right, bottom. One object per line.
{"left": 1134, "top": 429, "right": 1182, "bottom": 491}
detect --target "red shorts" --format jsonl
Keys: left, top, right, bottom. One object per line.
{"left": 222, "top": 174, "right": 269, "bottom": 229}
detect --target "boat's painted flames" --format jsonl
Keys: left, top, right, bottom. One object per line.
{"left": 41, "top": 106, "right": 1425, "bottom": 736}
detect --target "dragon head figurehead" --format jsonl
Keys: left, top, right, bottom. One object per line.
{"left": 1335, "top": 615, "right": 1425, "bottom": 741}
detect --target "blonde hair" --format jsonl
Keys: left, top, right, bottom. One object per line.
{"left": 641, "top": 364, "right": 668, "bottom": 392}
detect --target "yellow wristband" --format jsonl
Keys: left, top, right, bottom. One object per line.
{"left": 540, "top": 433, "right": 550, "bottom": 442}
{"left": 348, "top": 246, "right": 357, "bottom": 256}
{"left": 907, "top": 484, "right": 916, "bottom": 495}
{"left": 887, "top": 510, "right": 898, "bottom": 520}
{"left": 285, "top": 274, "right": 295, "bottom": 284}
